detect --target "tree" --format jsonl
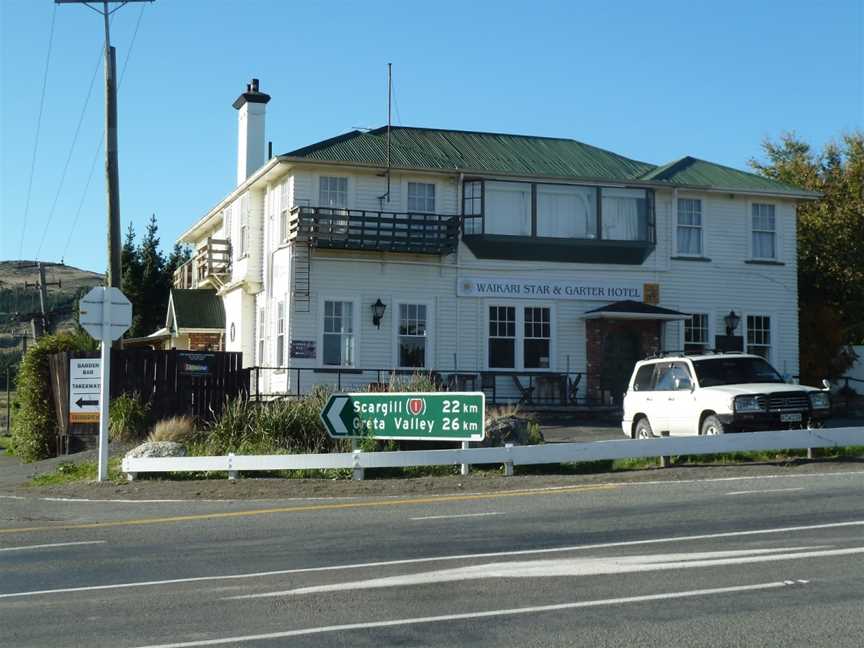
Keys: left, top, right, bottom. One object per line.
{"left": 749, "top": 132, "right": 864, "bottom": 382}
{"left": 120, "top": 214, "right": 191, "bottom": 339}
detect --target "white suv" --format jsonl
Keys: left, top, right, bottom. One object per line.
{"left": 621, "top": 353, "right": 831, "bottom": 438}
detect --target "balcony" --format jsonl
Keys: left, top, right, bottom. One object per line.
{"left": 288, "top": 206, "right": 459, "bottom": 255}
{"left": 173, "top": 238, "right": 232, "bottom": 289}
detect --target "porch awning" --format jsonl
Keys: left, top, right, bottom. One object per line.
{"left": 583, "top": 300, "right": 690, "bottom": 321}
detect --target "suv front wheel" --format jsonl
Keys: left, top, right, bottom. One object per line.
{"left": 634, "top": 417, "right": 654, "bottom": 439}
{"left": 700, "top": 414, "right": 725, "bottom": 436}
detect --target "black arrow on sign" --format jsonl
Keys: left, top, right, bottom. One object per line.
{"left": 75, "top": 398, "right": 99, "bottom": 408}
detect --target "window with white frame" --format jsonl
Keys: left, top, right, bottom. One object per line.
{"left": 397, "top": 303, "right": 428, "bottom": 368}
{"left": 746, "top": 315, "right": 771, "bottom": 359}
{"left": 407, "top": 182, "right": 435, "bottom": 213}
{"left": 751, "top": 203, "right": 776, "bottom": 259}
{"left": 319, "top": 176, "right": 348, "bottom": 210}
{"left": 276, "top": 301, "right": 285, "bottom": 367}
{"left": 257, "top": 308, "right": 266, "bottom": 365}
{"left": 523, "top": 307, "right": 551, "bottom": 368}
{"left": 684, "top": 313, "right": 709, "bottom": 353}
{"left": 223, "top": 206, "right": 232, "bottom": 241}
{"left": 323, "top": 300, "right": 354, "bottom": 366}
{"left": 488, "top": 306, "right": 516, "bottom": 368}
{"left": 239, "top": 194, "right": 249, "bottom": 257}
{"left": 463, "top": 180, "right": 482, "bottom": 234}
{"left": 676, "top": 198, "right": 703, "bottom": 255}
{"left": 279, "top": 180, "right": 290, "bottom": 244}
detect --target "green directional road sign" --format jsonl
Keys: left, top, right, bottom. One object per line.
{"left": 320, "top": 392, "right": 485, "bottom": 441}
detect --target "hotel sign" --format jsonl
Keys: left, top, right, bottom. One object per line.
{"left": 457, "top": 276, "right": 643, "bottom": 301}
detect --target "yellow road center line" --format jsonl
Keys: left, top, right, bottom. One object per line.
{"left": 0, "top": 484, "right": 617, "bottom": 535}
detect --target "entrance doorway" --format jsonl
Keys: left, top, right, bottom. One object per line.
{"left": 600, "top": 329, "right": 641, "bottom": 404}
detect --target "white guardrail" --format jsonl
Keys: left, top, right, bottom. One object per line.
{"left": 122, "top": 427, "right": 864, "bottom": 481}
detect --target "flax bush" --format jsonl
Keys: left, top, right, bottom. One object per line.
{"left": 108, "top": 393, "right": 151, "bottom": 442}
{"left": 197, "top": 387, "right": 348, "bottom": 456}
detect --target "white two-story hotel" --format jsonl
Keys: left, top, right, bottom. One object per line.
{"left": 173, "top": 79, "right": 818, "bottom": 405}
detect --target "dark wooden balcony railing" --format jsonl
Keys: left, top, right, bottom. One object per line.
{"left": 289, "top": 206, "right": 459, "bottom": 255}
{"left": 173, "top": 237, "right": 232, "bottom": 288}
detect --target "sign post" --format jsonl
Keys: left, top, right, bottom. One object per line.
{"left": 320, "top": 392, "right": 485, "bottom": 441}
{"left": 78, "top": 287, "right": 132, "bottom": 481}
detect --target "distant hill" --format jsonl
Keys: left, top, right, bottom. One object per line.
{"left": 0, "top": 261, "right": 104, "bottom": 340}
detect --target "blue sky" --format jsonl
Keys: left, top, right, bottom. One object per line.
{"left": 1, "top": 0, "right": 862, "bottom": 272}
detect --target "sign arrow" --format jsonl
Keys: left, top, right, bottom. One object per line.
{"left": 321, "top": 396, "right": 350, "bottom": 437}
{"left": 75, "top": 397, "right": 99, "bottom": 408}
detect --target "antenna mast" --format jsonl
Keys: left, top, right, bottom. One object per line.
{"left": 378, "top": 62, "right": 393, "bottom": 205}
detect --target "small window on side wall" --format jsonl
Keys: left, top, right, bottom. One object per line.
{"left": 407, "top": 182, "right": 435, "bottom": 213}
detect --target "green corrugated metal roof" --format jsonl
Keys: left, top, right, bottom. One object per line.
{"left": 170, "top": 289, "right": 224, "bottom": 329}
{"left": 285, "top": 126, "right": 655, "bottom": 183}
{"left": 282, "top": 127, "right": 814, "bottom": 197}
{"left": 637, "top": 156, "right": 808, "bottom": 195}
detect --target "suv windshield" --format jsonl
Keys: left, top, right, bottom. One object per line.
{"left": 692, "top": 357, "right": 785, "bottom": 387}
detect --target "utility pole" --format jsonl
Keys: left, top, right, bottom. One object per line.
{"left": 23, "top": 261, "right": 61, "bottom": 338}
{"left": 55, "top": 1, "right": 153, "bottom": 290}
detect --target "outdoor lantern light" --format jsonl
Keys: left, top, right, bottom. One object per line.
{"left": 724, "top": 310, "right": 741, "bottom": 336}
{"left": 371, "top": 298, "right": 387, "bottom": 329}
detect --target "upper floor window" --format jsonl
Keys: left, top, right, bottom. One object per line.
{"left": 751, "top": 204, "right": 776, "bottom": 259}
{"left": 319, "top": 176, "right": 348, "bottom": 210}
{"left": 223, "top": 206, "right": 232, "bottom": 241}
{"left": 279, "top": 181, "right": 290, "bottom": 243}
{"left": 601, "top": 188, "right": 649, "bottom": 241}
{"left": 463, "top": 180, "right": 483, "bottom": 234}
{"left": 684, "top": 313, "right": 709, "bottom": 353}
{"left": 239, "top": 194, "right": 249, "bottom": 257}
{"left": 537, "top": 185, "right": 597, "bottom": 239}
{"left": 407, "top": 182, "right": 435, "bottom": 213}
{"left": 677, "top": 198, "right": 703, "bottom": 255}
{"left": 485, "top": 181, "right": 532, "bottom": 236}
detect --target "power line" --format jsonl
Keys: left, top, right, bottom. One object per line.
{"left": 60, "top": 3, "right": 147, "bottom": 264}
{"left": 18, "top": 4, "right": 58, "bottom": 261}
{"left": 36, "top": 42, "right": 104, "bottom": 259}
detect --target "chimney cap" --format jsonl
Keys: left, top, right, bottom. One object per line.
{"left": 233, "top": 78, "right": 271, "bottom": 110}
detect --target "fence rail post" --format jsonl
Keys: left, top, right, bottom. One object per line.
{"left": 227, "top": 452, "right": 238, "bottom": 480}
{"left": 460, "top": 440, "right": 470, "bottom": 476}
{"left": 351, "top": 438, "right": 364, "bottom": 481}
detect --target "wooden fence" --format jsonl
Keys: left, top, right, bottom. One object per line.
{"left": 49, "top": 349, "right": 247, "bottom": 452}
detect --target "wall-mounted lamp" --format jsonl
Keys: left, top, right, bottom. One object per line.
{"left": 724, "top": 310, "right": 741, "bottom": 336}
{"left": 371, "top": 298, "right": 387, "bottom": 329}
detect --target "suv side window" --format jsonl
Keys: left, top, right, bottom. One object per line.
{"left": 655, "top": 362, "right": 691, "bottom": 391}
{"left": 633, "top": 364, "right": 656, "bottom": 391}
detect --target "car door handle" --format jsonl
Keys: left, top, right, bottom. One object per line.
{"left": 667, "top": 397, "right": 675, "bottom": 401}
{"left": 646, "top": 397, "right": 653, "bottom": 402}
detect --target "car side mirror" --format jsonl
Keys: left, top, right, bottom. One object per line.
{"left": 821, "top": 379, "right": 831, "bottom": 391}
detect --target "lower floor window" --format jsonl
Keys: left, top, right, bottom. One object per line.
{"left": 684, "top": 313, "right": 708, "bottom": 353}
{"left": 323, "top": 300, "right": 355, "bottom": 366}
{"left": 488, "top": 305, "right": 552, "bottom": 369}
{"left": 398, "top": 303, "right": 428, "bottom": 368}
{"left": 276, "top": 302, "right": 285, "bottom": 367}
{"left": 747, "top": 315, "right": 771, "bottom": 359}
{"left": 523, "top": 307, "right": 551, "bottom": 368}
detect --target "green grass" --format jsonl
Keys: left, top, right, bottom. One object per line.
{"left": 29, "top": 458, "right": 125, "bottom": 486}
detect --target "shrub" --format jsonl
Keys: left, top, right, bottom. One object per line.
{"left": 10, "top": 331, "right": 97, "bottom": 462}
{"left": 197, "top": 387, "right": 348, "bottom": 456}
{"left": 109, "top": 393, "right": 150, "bottom": 442}
{"left": 148, "top": 416, "right": 195, "bottom": 443}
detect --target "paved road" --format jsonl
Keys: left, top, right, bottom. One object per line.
{"left": 2, "top": 469, "right": 863, "bottom": 647}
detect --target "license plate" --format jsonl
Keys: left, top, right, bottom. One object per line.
{"left": 780, "top": 413, "right": 802, "bottom": 422}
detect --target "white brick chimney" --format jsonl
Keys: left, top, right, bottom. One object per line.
{"left": 233, "top": 78, "right": 271, "bottom": 186}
